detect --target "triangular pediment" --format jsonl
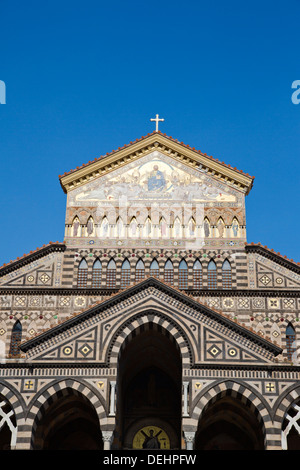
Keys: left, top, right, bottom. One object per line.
{"left": 59, "top": 132, "right": 254, "bottom": 196}
{"left": 0, "top": 242, "right": 65, "bottom": 288}
{"left": 67, "top": 149, "right": 243, "bottom": 209}
{"left": 20, "top": 277, "right": 281, "bottom": 365}
{"left": 245, "top": 243, "right": 300, "bottom": 290}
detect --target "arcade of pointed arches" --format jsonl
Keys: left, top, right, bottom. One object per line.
{"left": 67, "top": 213, "right": 244, "bottom": 240}
{"left": 1, "top": 314, "right": 300, "bottom": 450}
{"left": 76, "top": 254, "right": 233, "bottom": 290}
{"left": 1, "top": 373, "right": 300, "bottom": 450}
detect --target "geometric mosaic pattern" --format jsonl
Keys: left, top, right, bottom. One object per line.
{"left": 20, "top": 279, "right": 281, "bottom": 366}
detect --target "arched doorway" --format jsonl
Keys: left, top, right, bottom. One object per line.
{"left": 32, "top": 388, "right": 103, "bottom": 450}
{"left": 116, "top": 322, "right": 182, "bottom": 449}
{"left": 195, "top": 395, "right": 265, "bottom": 450}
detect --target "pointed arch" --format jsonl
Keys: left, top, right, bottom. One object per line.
{"left": 77, "top": 258, "right": 88, "bottom": 288}
{"left": 207, "top": 260, "right": 217, "bottom": 289}
{"left": 107, "top": 258, "right": 116, "bottom": 269}
{"left": 93, "top": 258, "right": 102, "bottom": 269}
{"left": 107, "top": 258, "right": 116, "bottom": 288}
{"left": 28, "top": 380, "right": 107, "bottom": 450}
{"left": 179, "top": 259, "right": 188, "bottom": 269}
{"left": 193, "top": 259, "right": 202, "bottom": 289}
{"left": 222, "top": 259, "right": 232, "bottom": 289}
{"left": 164, "top": 259, "right": 174, "bottom": 285}
{"left": 108, "top": 311, "right": 193, "bottom": 368}
{"left": 121, "top": 258, "right": 131, "bottom": 288}
{"left": 92, "top": 258, "right": 102, "bottom": 288}
{"left": 178, "top": 259, "right": 188, "bottom": 289}
{"left": 9, "top": 321, "right": 22, "bottom": 357}
{"left": 121, "top": 259, "right": 130, "bottom": 269}
{"left": 150, "top": 259, "right": 159, "bottom": 278}
{"left": 193, "top": 381, "right": 267, "bottom": 450}
{"left": 286, "top": 323, "right": 296, "bottom": 362}
{"left": 135, "top": 258, "right": 145, "bottom": 282}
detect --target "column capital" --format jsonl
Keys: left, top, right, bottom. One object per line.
{"left": 184, "top": 431, "right": 195, "bottom": 443}
{"left": 102, "top": 430, "right": 114, "bottom": 443}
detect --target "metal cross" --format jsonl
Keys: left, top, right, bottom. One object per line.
{"left": 150, "top": 114, "right": 164, "bottom": 132}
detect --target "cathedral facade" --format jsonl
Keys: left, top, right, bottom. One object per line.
{"left": 0, "top": 131, "right": 300, "bottom": 450}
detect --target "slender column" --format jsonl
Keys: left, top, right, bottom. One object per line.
{"left": 109, "top": 381, "right": 116, "bottom": 416}
{"left": 182, "top": 381, "right": 189, "bottom": 417}
{"left": 184, "top": 431, "right": 195, "bottom": 450}
{"left": 102, "top": 431, "right": 114, "bottom": 450}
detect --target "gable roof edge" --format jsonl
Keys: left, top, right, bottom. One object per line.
{"left": 0, "top": 242, "right": 66, "bottom": 277}
{"left": 245, "top": 243, "right": 300, "bottom": 271}
{"left": 59, "top": 133, "right": 255, "bottom": 195}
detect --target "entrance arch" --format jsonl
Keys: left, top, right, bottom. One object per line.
{"left": 116, "top": 320, "right": 183, "bottom": 449}
{"left": 31, "top": 386, "right": 104, "bottom": 450}
{"left": 194, "top": 389, "right": 265, "bottom": 450}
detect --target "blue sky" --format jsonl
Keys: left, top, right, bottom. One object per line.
{"left": 0, "top": 0, "right": 299, "bottom": 265}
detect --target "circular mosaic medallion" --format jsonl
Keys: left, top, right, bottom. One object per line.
{"left": 63, "top": 346, "right": 73, "bottom": 356}
{"left": 133, "top": 426, "right": 170, "bottom": 449}
{"left": 228, "top": 348, "right": 237, "bottom": 357}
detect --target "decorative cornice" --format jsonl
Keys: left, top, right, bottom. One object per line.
{"left": 59, "top": 132, "right": 255, "bottom": 195}
{"left": 1, "top": 362, "right": 298, "bottom": 372}
{"left": 0, "top": 287, "right": 298, "bottom": 297}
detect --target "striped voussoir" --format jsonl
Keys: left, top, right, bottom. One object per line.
{"left": 108, "top": 311, "right": 192, "bottom": 368}
{"left": 190, "top": 379, "right": 281, "bottom": 449}
{"left": 26, "top": 379, "right": 107, "bottom": 449}
{"left": 271, "top": 385, "right": 300, "bottom": 450}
